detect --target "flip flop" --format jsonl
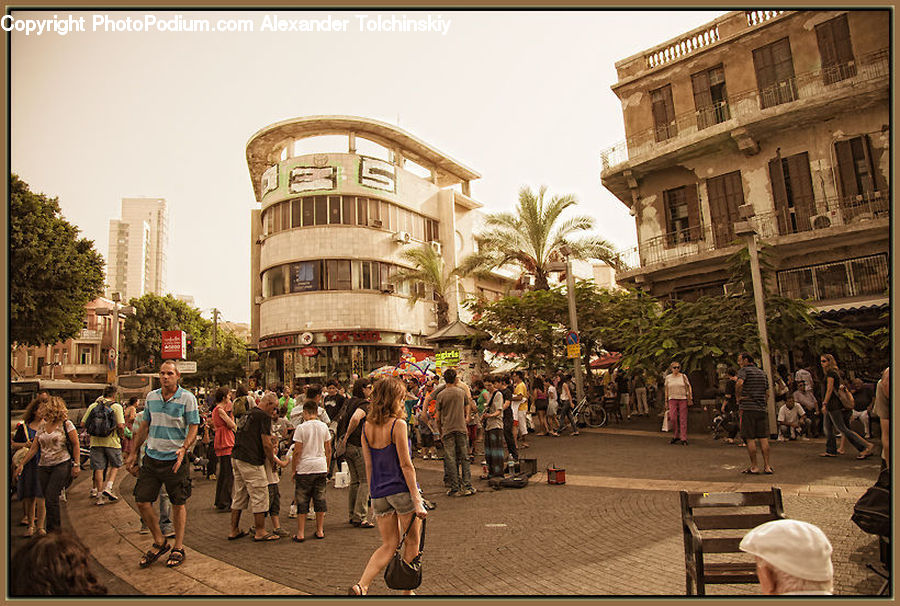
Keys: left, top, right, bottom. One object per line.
{"left": 819, "top": 453, "right": 837, "bottom": 457}
{"left": 292, "top": 536, "right": 305, "bottom": 543}
{"left": 741, "top": 468, "right": 760, "bottom": 475}
{"left": 348, "top": 583, "right": 366, "bottom": 596}
{"left": 252, "top": 533, "right": 280, "bottom": 542}
{"left": 857, "top": 452, "right": 873, "bottom": 460}
{"left": 763, "top": 468, "right": 775, "bottom": 474}
{"left": 227, "top": 530, "right": 249, "bottom": 540}
{"left": 357, "top": 521, "right": 375, "bottom": 529}
{"left": 314, "top": 532, "right": 325, "bottom": 539}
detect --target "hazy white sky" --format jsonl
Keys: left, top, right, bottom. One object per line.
{"left": 11, "top": 9, "right": 726, "bottom": 324}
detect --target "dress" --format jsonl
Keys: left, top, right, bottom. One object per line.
{"left": 14, "top": 424, "right": 42, "bottom": 499}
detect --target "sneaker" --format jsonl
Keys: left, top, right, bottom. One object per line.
{"left": 446, "top": 489, "right": 459, "bottom": 497}
{"left": 462, "top": 487, "right": 477, "bottom": 497}
{"left": 90, "top": 488, "right": 98, "bottom": 499}
{"left": 95, "top": 495, "right": 108, "bottom": 506}
{"left": 288, "top": 504, "right": 298, "bottom": 519}
{"left": 59, "top": 489, "right": 67, "bottom": 503}
{"left": 102, "top": 490, "right": 119, "bottom": 502}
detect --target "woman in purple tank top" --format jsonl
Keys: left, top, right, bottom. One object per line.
{"left": 349, "top": 377, "right": 427, "bottom": 596}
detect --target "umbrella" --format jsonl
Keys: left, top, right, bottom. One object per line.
{"left": 590, "top": 352, "right": 623, "bottom": 369}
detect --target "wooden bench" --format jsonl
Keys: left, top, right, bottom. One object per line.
{"left": 681, "top": 487, "right": 786, "bottom": 595}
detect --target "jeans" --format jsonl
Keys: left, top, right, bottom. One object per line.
{"left": 824, "top": 408, "right": 869, "bottom": 454}
{"left": 502, "top": 416, "right": 518, "bottom": 461}
{"left": 484, "top": 429, "right": 505, "bottom": 477}
{"left": 345, "top": 444, "right": 369, "bottom": 522}
{"left": 38, "top": 461, "right": 70, "bottom": 532}
{"left": 441, "top": 431, "right": 472, "bottom": 492}
{"left": 557, "top": 400, "right": 577, "bottom": 434}
{"left": 214, "top": 454, "right": 234, "bottom": 510}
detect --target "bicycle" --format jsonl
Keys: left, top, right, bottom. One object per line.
{"left": 572, "top": 396, "right": 608, "bottom": 428}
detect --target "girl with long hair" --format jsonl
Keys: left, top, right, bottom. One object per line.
{"left": 341, "top": 377, "right": 375, "bottom": 528}
{"left": 12, "top": 393, "right": 48, "bottom": 536}
{"left": 350, "top": 377, "right": 427, "bottom": 596}
{"left": 818, "top": 354, "right": 874, "bottom": 459}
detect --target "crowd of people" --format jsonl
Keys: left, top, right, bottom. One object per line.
{"left": 9, "top": 352, "right": 888, "bottom": 596}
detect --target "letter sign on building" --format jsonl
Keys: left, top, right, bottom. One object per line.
{"left": 290, "top": 166, "right": 336, "bottom": 193}
{"left": 359, "top": 156, "right": 396, "bottom": 193}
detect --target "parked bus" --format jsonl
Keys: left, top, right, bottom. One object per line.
{"left": 9, "top": 379, "right": 107, "bottom": 413}
{"left": 116, "top": 373, "right": 161, "bottom": 405}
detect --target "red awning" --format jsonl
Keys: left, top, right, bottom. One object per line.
{"left": 590, "top": 352, "right": 622, "bottom": 369}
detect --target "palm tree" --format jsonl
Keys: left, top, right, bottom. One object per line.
{"left": 458, "top": 185, "right": 621, "bottom": 290}
{"left": 391, "top": 245, "right": 457, "bottom": 329}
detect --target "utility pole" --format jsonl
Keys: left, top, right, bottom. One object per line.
{"left": 212, "top": 308, "right": 220, "bottom": 349}
{"left": 557, "top": 246, "right": 586, "bottom": 406}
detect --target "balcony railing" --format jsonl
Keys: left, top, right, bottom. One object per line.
{"left": 616, "top": 191, "right": 889, "bottom": 272}
{"left": 777, "top": 253, "right": 888, "bottom": 302}
{"left": 601, "top": 48, "right": 889, "bottom": 171}
{"left": 78, "top": 329, "right": 103, "bottom": 341}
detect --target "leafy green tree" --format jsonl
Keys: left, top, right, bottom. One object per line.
{"left": 9, "top": 174, "right": 105, "bottom": 346}
{"left": 391, "top": 245, "right": 459, "bottom": 329}
{"left": 458, "top": 186, "right": 620, "bottom": 290}
{"left": 185, "top": 329, "right": 248, "bottom": 387}
{"left": 122, "top": 294, "right": 211, "bottom": 370}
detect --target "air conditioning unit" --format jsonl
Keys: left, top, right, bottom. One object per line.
{"left": 810, "top": 214, "right": 832, "bottom": 230}
{"left": 381, "top": 284, "right": 396, "bottom": 294}
{"left": 393, "top": 231, "right": 411, "bottom": 244}
{"left": 429, "top": 241, "right": 442, "bottom": 255}
{"left": 723, "top": 280, "right": 745, "bottom": 298}
{"left": 371, "top": 219, "right": 383, "bottom": 228}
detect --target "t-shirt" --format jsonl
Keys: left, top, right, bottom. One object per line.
{"left": 475, "top": 389, "right": 488, "bottom": 414}
{"left": 82, "top": 399, "right": 126, "bottom": 449}
{"left": 665, "top": 373, "right": 690, "bottom": 401}
{"left": 792, "top": 389, "right": 818, "bottom": 413}
{"left": 853, "top": 384, "right": 874, "bottom": 412}
{"left": 501, "top": 387, "right": 514, "bottom": 422}
{"left": 723, "top": 379, "right": 738, "bottom": 412}
{"left": 795, "top": 368, "right": 814, "bottom": 392}
{"left": 777, "top": 404, "right": 805, "bottom": 425}
{"left": 513, "top": 381, "right": 529, "bottom": 411}
{"left": 292, "top": 419, "right": 331, "bottom": 475}
{"left": 824, "top": 369, "right": 843, "bottom": 412}
{"left": 435, "top": 384, "right": 468, "bottom": 437}
{"left": 212, "top": 404, "right": 235, "bottom": 457}
{"left": 279, "top": 396, "right": 295, "bottom": 418}
{"left": 142, "top": 387, "right": 201, "bottom": 461}
{"left": 484, "top": 390, "right": 504, "bottom": 432}
{"left": 324, "top": 393, "right": 345, "bottom": 420}
{"left": 548, "top": 385, "right": 558, "bottom": 407}
{"left": 36, "top": 420, "right": 76, "bottom": 467}
{"left": 737, "top": 365, "right": 768, "bottom": 412}
{"left": 290, "top": 405, "right": 330, "bottom": 428}
{"left": 232, "top": 406, "right": 272, "bottom": 467}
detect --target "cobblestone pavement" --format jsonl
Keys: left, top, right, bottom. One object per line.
{"left": 61, "top": 416, "right": 887, "bottom": 596}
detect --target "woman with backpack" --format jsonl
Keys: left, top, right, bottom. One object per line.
{"left": 819, "top": 354, "right": 874, "bottom": 459}
{"left": 14, "top": 397, "right": 80, "bottom": 533}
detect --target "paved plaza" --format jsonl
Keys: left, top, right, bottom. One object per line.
{"left": 13, "top": 417, "right": 886, "bottom": 597}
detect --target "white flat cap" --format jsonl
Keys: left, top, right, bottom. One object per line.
{"left": 739, "top": 519, "right": 833, "bottom": 581}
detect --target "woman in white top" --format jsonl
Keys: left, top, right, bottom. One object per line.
{"left": 664, "top": 362, "right": 693, "bottom": 445}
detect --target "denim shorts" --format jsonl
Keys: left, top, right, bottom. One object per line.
{"left": 294, "top": 473, "right": 327, "bottom": 514}
{"left": 372, "top": 491, "right": 415, "bottom": 517}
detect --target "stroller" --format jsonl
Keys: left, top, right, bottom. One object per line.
{"left": 711, "top": 410, "right": 738, "bottom": 441}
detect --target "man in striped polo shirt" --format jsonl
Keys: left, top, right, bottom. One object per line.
{"left": 736, "top": 352, "right": 773, "bottom": 475}
{"left": 126, "top": 360, "right": 200, "bottom": 569}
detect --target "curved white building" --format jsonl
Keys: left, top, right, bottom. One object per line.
{"left": 247, "top": 116, "right": 504, "bottom": 387}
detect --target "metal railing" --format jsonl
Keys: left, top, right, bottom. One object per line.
{"left": 601, "top": 48, "right": 889, "bottom": 170}
{"left": 777, "top": 253, "right": 888, "bottom": 302}
{"left": 616, "top": 191, "right": 889, "bottom": 272}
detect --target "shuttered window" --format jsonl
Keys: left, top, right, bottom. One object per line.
{"left": 650, "top": 84, "right": 677, "bottom": 142}
{"left": 753, "top": 38, "right": 797, "bottom": 108}
{"left": 768, "top": 152, "right": 815, "bottom": 235}
{"left": 816, "top": 14, "right": 855, "bottom": 84}
{"left": 835, "top": 136, "right": 878, "bottom": 221}
{"left": 691, "top": 65, "right": 729, "bottom": 130}
{"left": 663, "top": 185, "right": 701, "bottom": 247}
{"left": 706, "top": 171, "right": 744, "bottom": 248}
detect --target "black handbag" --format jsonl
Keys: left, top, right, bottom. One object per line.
{"left": 384, "top": 517, "right": 426, "bottom": 590}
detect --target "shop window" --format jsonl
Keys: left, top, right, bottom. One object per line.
{"left": 328, "top": 196, "right": 342, "bottom": 224}
{"left": 753, "top": 37, "right": 797, "bottom": 108}
{"left": 291, "top": 199, "right": 301, "bottom": 228}
{"left": 663, "top": 185, "right": 701, "bottom": 246}
{"left": 302, "top": 198, "right": 315, "bottom": 226}
{"left": 342, "top": 196, "right": 355, "bottom": 225}
{"left": 650, "top": 84, "right": 677, "bottom": 142}
{"left": 691, "top": 65, "right": 729, "bottom": 130}
{"left": 314, "top": 196, "right": 327, "bottom": 226}
{"left": 816, "top": 14, "right": 855, "bottom": 85}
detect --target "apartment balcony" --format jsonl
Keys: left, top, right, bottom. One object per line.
{"left": 77, "top": 329, "right": 104, "bottom": 342}
{"left": 601, "top": 48, "right": 889, "bottom": 198}
{"left": 60, "top": 364, "right": 108, "bottom": 376}
{"left": 616, "top": 192, "right": 889, "bottom": 278}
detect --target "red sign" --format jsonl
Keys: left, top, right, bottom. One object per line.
{"left": 299, "top": 346, "right": 319, "bottom": 357}
{"left": 259, "top": 334, "right": 298, "bottom": 350}
{"left": 324, "top": 331, "right": 381, "bottom": 343}
{"left": 161, "top": 330, "right": 186, "bottom": 360}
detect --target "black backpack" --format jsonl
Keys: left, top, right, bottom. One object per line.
{"left": 851, "top": 467, "right": 890, "bottom": 537}
{"left": 85, "top": 398, "right": 117, "bottom": 437}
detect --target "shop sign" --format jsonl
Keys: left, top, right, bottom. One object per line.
{"left": 161, "top": 330, "right": 186, "bottom": 359}
{"left": 299, "top": 346, "right": 320, "bottom": 357}
{"left": 324, "top": 331, "right": 381, "bottom": 343}
{"left": 259, "top": 333, "right": 298, "bottom": 350}
{"left": 435, "top": 350, "right": 460, "bottom": 367}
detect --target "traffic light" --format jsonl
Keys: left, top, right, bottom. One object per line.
{"left": 186, "top": 334, "right": 194, "bottom": 353}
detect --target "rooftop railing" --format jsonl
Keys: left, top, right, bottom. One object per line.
{"left": 601, "top": 48, "right": 889, "bottom": 171}
{"left": 615, "top": 191, "right": 889, "bottom": 272}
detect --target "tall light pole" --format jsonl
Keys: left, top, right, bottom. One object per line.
{"left": 734, "top": 208, "right": 777, "bottom": 437}
{"left": 558, "top": 246, "right": 586, "bottom": 406}
{"left": 110, "top": 292, "right": 121, "bottom": 385}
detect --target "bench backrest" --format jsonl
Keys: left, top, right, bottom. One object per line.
{"left": 681, "top": 488, "right": 785, "bottom": 552}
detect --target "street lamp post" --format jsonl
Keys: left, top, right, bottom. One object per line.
{"left": 556, "top": 246, "right": 586, "bottom": 406}
{"left": 734, "top": 210, "right": 777, "bottom": 437}
{"left": 110, "top": 292, "right": 121, "bottom": 384}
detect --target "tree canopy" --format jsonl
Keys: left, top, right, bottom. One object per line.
{"left": 10, "top": 174, "right": 106, "bottom": 347}
{"left": 184, "top": 328, "right": 248, "bottom": 387}
{"left": 457, "top": 186, "right": 620, "bottom": 290}
{"left": 122, "top": 294, "right": 211, "bottom": 370}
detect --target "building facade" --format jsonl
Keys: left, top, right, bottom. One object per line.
{"left": 601, "top": 10, "right": 889, "bottom": 339}
{"left": 11, "top": 298, "right": 126, "bottom": 383}
{"left": 107, "top": 197, "right": 169, "bottom": 302}
{"left": 247, "top": 115, "right": 509, "bottom": 388}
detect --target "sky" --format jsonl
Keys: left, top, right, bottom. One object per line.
{"left": 11, "top": 9, "right": 727, "bottom": 324}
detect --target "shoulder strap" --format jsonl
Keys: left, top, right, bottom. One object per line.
{"left": 389, "top": 418, "right": 398, "bottom": 441}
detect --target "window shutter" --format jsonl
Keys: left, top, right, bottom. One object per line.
{"left": 706, "top": 175, "right": 728, "bottom": 247}
{"left": 753, "top": 45, "right": 775, "bottom": 90}
{"left": 663, "top": 190, "right": 676, "bottom": 248}
{"left": 652, "top": 86, "right": 676, "bottom": 142}
{"left": 786, "top": 153, "right": 814, "bottom": 231}
{"left": 686, "top": 184, "right": 702, "bottom": 241}
{"left": 691, "top": 71, "right": 713, "bottom": 129}
{"left": 768, "top": 158, "right": 789, "bottom": 235}
{"left": 816, "top": 20, "right": 838, "bottom": 68}
{"left": 834, "top": 139, "right": 858, "bottom": 199}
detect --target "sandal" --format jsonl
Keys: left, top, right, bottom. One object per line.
{"left": 348, "top": 583, "right": 366, "bottom": 596}
{"left": 357, "top": 521, "right": 375, "bottom": 529}
{"left": 292, "top": 536, "right": 305, "bottom": 543}
{"left": 763, "top": 467, "right": 775, "bottom": 474}
{"left": 227, "top": 529, "right": 249, "bottom": 540}
{"left": 23, "top": 525, "right": 35, "bottom": 538}
{"left": 314, "top": 532, "right": 325, "bottom": 539}
{"left": 165, "top": 547, "right": 185, "bottom": 567}
{"left": 819, "top": 452, "right": 837, "bottom": 457}
{"left": 740, "top": 468, "right": 759, "bottom": 475}
{"left": 252, "top": 533, "right": 281, "bottom": 542}
{"left": 139, "top": 541, "right": 170, "bottom": 568}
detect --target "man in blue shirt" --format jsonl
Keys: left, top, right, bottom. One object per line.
{"left": 126, "top": 360, "right": 200, "bottom": 569}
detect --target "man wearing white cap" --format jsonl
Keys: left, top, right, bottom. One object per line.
{"left": 739, "top": 519, "right": 834, "bottom": 595}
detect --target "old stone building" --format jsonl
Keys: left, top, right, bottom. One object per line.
{"left": 601, "top": 10, "right": 889, "bottom": 341}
